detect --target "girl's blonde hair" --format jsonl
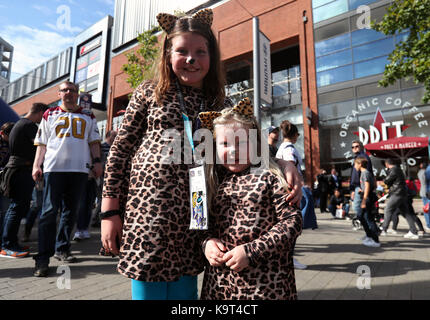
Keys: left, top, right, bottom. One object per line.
{"left": 206, "top": 108, "right": 288, "bottom": 204}
{"left": 153, "top": 16, "right": 226, "bottom": 107}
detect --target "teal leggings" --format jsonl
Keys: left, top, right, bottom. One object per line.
{"left": 131, "top": 275, "right": 198, "bottom": 300}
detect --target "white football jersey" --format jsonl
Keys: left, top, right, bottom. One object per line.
{"left": 35, "top": 106, "right": 101, "bottom": 173}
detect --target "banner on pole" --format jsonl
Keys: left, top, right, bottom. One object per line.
{"left": 259, "top": 31, "right": 272, "bottom": 105}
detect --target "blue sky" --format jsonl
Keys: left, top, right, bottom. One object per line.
{"left": 0, "top": 0, "right": 115, "bottom": 81}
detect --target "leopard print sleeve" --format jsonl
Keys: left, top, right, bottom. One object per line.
{"left": 102, "top": 81, "right": 151, "bottom": 198}
{"left": 244, "top": 175, "right": 303, "bottom": 266}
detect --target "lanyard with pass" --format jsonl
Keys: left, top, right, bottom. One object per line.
{"left": 175, "top": 81, "right": 209, "bottom": 230}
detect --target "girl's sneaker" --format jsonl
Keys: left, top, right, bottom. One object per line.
{"left": 293, "top": 258, "right": 307, "bottom": 270}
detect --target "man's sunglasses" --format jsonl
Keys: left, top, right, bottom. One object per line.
{"left": 59, "top": 88, "right": 77, "bottom": 93}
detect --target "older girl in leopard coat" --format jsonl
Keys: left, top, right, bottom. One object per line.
{"left": 100, "top": 9, "right": 232, "bottom": 300}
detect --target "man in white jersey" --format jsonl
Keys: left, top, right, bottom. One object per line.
{"left": 32, "top": 81, "right": 102, "bottom": 277}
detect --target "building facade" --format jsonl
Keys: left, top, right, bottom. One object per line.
{"left": 0, "top": 37, "right": 13, "bottom": 89}
{"left": 1, "top": 16, "right": 113, "bottom": 138}
{"left": 313, "top": 0, "right": 430, "bottom": 179}
{"left": 108, "top": 0, "right": 320, "bottom": 183}
{"left": 1, "top": 0, "right": 428, "bottom": 184}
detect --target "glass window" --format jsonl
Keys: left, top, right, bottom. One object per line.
{"left": 395, "top": 31, "right": 410, "bottom": 44}
{"left": 272, "top": 69, "right": 288, "bottom": 83}
{"left": 317, "top": 64, "right": 353, "bottom": 87}
{"left": 313, "top": 0, "right": 348, "bottom": 23}
{"left": 353, "top": 38, "right": 394, "bottom": 62}
{"left": 315, "top": 33, "right": 350, "bottom": 57}
{"left": 349, "top": 0, "right": 377, "bottom": 10}
{"left": 316, "top": 49, "right": 352, "bottom": 72}
{"left": 313, "top": 0, "right": 336, "bottom": 8}
{"left": 351, "top": 28, "right": 387, "bottom": 47}
{"left": 318, "top": 99, "right": 356, "bottom": 121}
{"left": 354, "top": 56, "right": 388, "bottom": 78}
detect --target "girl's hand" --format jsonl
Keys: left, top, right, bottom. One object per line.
{"left": 361, "top": 202, "right": 366, "bottom": 209}
{"left": 224, "top": 245, "right": 249, "bottom": 272}
{"left": 101, "top": 215, "right": 123, "bottom": 256}
{"left": 204, "top": 238, "right": 226, "bottom": 267}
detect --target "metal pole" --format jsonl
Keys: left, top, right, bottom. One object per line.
{"left": 253, "top": 17, "right": 261, "bottom": 126}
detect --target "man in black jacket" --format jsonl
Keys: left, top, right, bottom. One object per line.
{"left": 0, "top": 103, "right": 48, "bottom": 258}
{"left": 380, "top": 158, "right": 419, "bottom": 239}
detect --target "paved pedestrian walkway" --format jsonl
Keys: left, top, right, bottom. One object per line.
{"left": 1, "top": 205, "right": 429, "bottom": 300}
{"left": 294, "top": 212, "right": 430, "bottom": 300}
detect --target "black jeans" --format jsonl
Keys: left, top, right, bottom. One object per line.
{"left": 1, "top": 168, "right": 34, "bottom": 250}
{"left": 382, "top": 194, "right": 418, "bottom": 234}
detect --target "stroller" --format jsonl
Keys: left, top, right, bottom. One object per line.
{"left": 352, "top": 191, "right": 386, "bottom": 230}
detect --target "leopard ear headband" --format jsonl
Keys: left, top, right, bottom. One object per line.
{"left": 156, "top": 8, "right": 214, "bottom": 34}
{"left": 198, "top": 97, "right": 254, "bottom": 132}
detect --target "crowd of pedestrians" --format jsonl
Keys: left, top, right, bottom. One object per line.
{"left": 0, "top": 8, "right": 428, "bottom": 301}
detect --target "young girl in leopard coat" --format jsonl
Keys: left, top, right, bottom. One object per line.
{"left": 100, "top": 9, "right": 232, "bottom": 300}
{"left": 199, "top": 99, "right": 303, "bottom": 300}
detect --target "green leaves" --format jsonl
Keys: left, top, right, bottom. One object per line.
{"left": 372, "top": 0, "right": 430, "bottom": 103}
{"left": 121, "top": 25, "right": 162, "bottom": 90}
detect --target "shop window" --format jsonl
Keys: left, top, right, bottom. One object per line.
{"left": 317, "top": 64, "right": 353, "bottom": 87}
{"left": 316, "top": 49, "right": 352, "bottom": 72}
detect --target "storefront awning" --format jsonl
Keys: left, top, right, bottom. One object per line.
{"left": 365, "top": 136, "right": 429, "bottom": 159}
{"left": 0, "top": 97, "right": 20, "bottom": 126}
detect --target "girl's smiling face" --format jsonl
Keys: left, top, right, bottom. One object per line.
{"left": 215, "top": 123, "right": 253, "bottom": 173}
{"left": 170, "top": 32, "right": 210, "bottom": 89}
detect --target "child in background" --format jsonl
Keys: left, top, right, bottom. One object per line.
{"left": 329, "top": 188, "right": 350, "bottom": 219}
{"left": 199, "top": 98, "right": 303, "bottom": 300}
{"left": 354, "top": 156, "right": 380, "bottom": 247}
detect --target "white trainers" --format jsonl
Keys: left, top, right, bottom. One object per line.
{"left": 81, "top": 230, "right": 91, "bottom": 239}
{"left": 424, "top": 227, "right": 430, "bottom": 233}
{"left": 73, "top": 231, "right": 83, "bottom": 241}
{"left": 358, "top": 236, "right": 371, "bottom": 241}
{"left": 417, "top": 231, "right": 424, "bottom": 237}
{"left": 403, "top": 231, "right": 419, "bottom": 239}
{"left": 293, "top": 258, "right": 307, "bottom": 270}
{"left": 387, "top": 229, "right": 398, "bottom": 235}
{"left": 363, "top": 238, "right": 381, "bottom": 247}
{"left": 380, "top": 231, "right": 387, "bottom": 236}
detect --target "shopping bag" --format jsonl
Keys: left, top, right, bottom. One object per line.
{"left": 336, "top": 208, "right": 345, "bottom": 219}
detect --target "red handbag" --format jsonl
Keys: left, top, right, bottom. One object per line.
{"left": 424, "top": 202, "right": 430, "bottom": 214}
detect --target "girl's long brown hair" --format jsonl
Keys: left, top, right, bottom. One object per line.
{"left": 154, "top": 16, "right": 226, "bottom": 107}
